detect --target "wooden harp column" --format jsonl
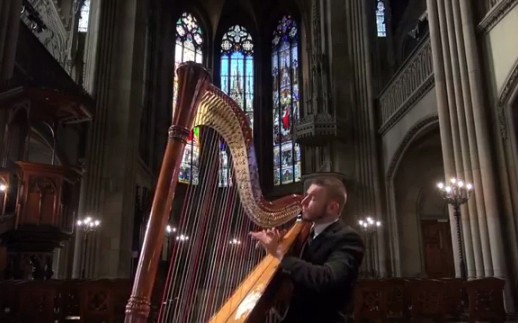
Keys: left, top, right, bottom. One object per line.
{"left": 124, "top": 63, "right": 210, "bottom": 322}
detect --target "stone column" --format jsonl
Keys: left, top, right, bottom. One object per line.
{"left": 437, "top": 0, "right": 476, "bottom": 279}
{"left": 0, "top": 0, "right": 22, "bottom": 81}
{"left": 73, "top": 0, "right": 147, "bottom": 278}
{"left": 295, "top": 0, "right": 383, "bottom": 275}
{"left": 458, "top": 0, "right": 509, "bottom": 300}
{"left": 450, "top": 0, "right": 491, "bottom": 278}
{"left": 426, "top": 0, "right": 512, "bottom": 308}
{"left": 340, "top": 0, "right": 385, "bottom": 276}
{"left": 427, "top": 0, "right": 463, "bottom": 278}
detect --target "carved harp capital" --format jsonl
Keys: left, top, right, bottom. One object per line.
{"left": 168, "top": 125, "right": 190, "bottom": 143}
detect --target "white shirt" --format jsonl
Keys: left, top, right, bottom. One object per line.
{"left": 311, "top": 218, "right": 339, "bottom": 239}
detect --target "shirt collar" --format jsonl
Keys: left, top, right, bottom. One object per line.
{"left": 312, "top": 218, "right": 339, "bottom": 238}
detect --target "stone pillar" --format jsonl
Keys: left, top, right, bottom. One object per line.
{"left": 428, "top": 0, "right": 463, "bottom": 279}
{"left": 332, "top": 0, "right": 389, "bottom": 276}
{"left": 449, "top": 0, "right": 490, "bottom": 278}
{"left": 426, "top": 0, "right": 512, "bottom": 309}
{"left": 458, "top": 0, "right": 511, "bottom": 308}
{"left": 73, "top": 0, "right": 147, "bottom": 278}
{"left": 437, "top": 0, "right": 477, "bottom": 279}
{"left": 299, "top": 0, "right": 384, "bottom": 276}
{"left": 0, "top": 0, "right": 22, "bottom": 81}
{"left": 353, "top": 0, "right": 385, "bottom": 276}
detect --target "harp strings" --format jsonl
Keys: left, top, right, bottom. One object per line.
{"left": 159, "top": 127, "right": 266, "bottom": 322}
{"left": 160, "top": 127, "right": 219, "bottom": 322}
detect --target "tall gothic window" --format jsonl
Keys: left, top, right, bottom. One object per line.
{"left": 376, "top": 1, "right": 387, "bottom": 37}
{"left": 272, "top": 16, "right": 301, "bottom": 186}
{"left": 174, "top": 12, "right": 204, "bottom": 184}
{"left": 219, "top": 25, "right": 254, "bottom": 187}
{"left": 78, "top": 0, "right": 90, "bottom": 32}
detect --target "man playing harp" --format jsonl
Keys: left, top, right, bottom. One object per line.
{"left": 250, "top": 175, "right": 364, "bottom": 323}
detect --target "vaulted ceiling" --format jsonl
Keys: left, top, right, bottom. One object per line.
{"left": 173, "top": 0, "right": 307, "bottom": 39}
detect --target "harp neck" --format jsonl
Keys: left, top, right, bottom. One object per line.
{"left": 195, "top": 84, "right": 302, "bottom": 227}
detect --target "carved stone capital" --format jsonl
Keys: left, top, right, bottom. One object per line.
{"left": 293, "top": 113, "right": 346, "bottom": 145}
{"left": 168, "top": 125, "right": 190, "bottom": 144}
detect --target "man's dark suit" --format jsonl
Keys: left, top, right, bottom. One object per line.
{"left": 279, "top": 220, "right": 364, "bottom": 323}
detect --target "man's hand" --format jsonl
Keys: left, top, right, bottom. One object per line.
{"left": 249, "top": 228, "right": 285, "bottom": 260}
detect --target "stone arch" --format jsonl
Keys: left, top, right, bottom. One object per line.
{"left": 496, "top": 57, "right": 518, "bottom": 299}
{"left": 384, "top": 116, "right": 452, "bottom": 277}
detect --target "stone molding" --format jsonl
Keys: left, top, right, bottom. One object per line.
{"left": 496, "top": 58, "right": 518, "bottom": 140}
{"left": 478, "top": 0, "right": 518, "bottom": 34}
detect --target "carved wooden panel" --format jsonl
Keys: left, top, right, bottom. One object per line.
{"left": 408, "top": 279, "right": 446, "bottom": 320}
{"left": 353, "top": 280, "right": 387, "bottom": 320}
{"left": 16, "top": 162, "right": 65, "bottom": 228}
{"left": 17, "top": 281, "right": 59, "bottom": 322}
{"left": 466, "top": 277, "right": 506, "bottom": 323}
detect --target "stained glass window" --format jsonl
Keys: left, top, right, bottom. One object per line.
{"left": 219, "top": 25, "right": 254, "bottom": 187}
{"left": 174, "top": 12, "right": 204, "bottom": 185}
{"left": 272, "top": 16, "right": 301, "bottom": 186}
{"left": 78, "top": 0, "right": 90, "bottom": 32}
{"left": 376, "top": 1, "right": 387, "bottom": 37}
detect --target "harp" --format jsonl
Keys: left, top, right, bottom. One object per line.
{"left": 124, "top": 62, "right": 307, "bottom": 322}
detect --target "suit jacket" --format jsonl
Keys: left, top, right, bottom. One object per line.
{"left": 279, "top": 220, "right": 364, "bottom": 323}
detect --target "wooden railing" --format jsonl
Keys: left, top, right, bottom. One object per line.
{"left": 0, "top": 279, "right": 132, "bottom": 323}
{"left": 0, "top": 277, "right": 506, "bottom": 322}
{"left": 377, "top": 34, "right": 434, "bottom": 134}
{"left": 352, "top": 277, "right": 506, "bottom": 322}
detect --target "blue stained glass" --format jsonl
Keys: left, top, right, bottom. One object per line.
{"left": 221, "top": 56, "right": 229, "bottom": 93}
{"left": 272, "top": 15, "right": 301, "bottom": 185}
{"left": 219, "top": 25, "right": 254, "bottom": 187}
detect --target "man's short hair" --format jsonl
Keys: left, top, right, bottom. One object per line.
{"left": 309, "top": 175, "right": 348, "bottom": 213}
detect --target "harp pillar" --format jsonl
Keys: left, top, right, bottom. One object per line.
{"left": 124, "top": 62, "right": 210, "bottom": 322}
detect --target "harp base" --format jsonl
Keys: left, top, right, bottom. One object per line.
{"left": 124, "top": 296, "right": 151, "bottom": 323}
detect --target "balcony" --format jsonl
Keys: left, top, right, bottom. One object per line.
{"left": 377, "top": 34, "right": 434, "bottom": 135}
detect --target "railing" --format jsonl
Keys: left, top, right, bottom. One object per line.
{"left": 353, "top": 277, "right": 506, "bottom": 322}
{"left": 20, "top": 0, "right": 68, "bottom": 70}
{"left": 0, "top": 279, "right": 131, "bottom": 322}
{"left": 378, "top": 34, "right": 434, "bottom": 134}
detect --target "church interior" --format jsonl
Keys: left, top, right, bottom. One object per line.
{"left": 1, "top": 0, "right": 518, "bottom": 321}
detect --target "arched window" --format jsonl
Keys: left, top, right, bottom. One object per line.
{"left": 376, "top": 1, "right": 387, "bottom": 37}
{"left": 174, "top": 12, "right": 204, "bottom": 185}
{"left": 272, "top": 15, "right": 301, "bottom": 186}
{"left": 219, "top": 25, "right": 254, "bottom": 187}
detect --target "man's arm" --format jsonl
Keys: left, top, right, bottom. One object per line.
{"left": 279, "top": 232, "right": 364, "bottom": 293}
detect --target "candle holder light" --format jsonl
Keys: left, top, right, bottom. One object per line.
{"left": 358, "top": 216, "right": 382, "bottom": 278}
{"left": 437, "top": 177, "right": 473, "bottom": 280}
{"left": 76, "top": 216, "right": 101, "bottom": 278}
